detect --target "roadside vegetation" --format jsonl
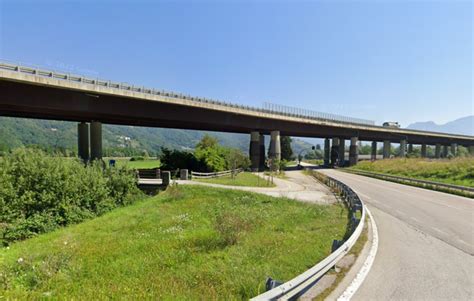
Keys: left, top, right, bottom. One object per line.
{"left": 194, "top": 172, "right": 275, "bottom": 187}
{"left": 350, "top": 158, "right": 474, "bottom": 187}
{"left": 0, "top": 185, "right": 348, "bottom": 299}
{"left": 114, "top": 157, "right": 161, "bottom": 169}
{"left": 0, "top": 148, "right": 142, "bottom": 246}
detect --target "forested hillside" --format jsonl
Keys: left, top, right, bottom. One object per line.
{"left": 0, "top": 117, "right": 313, "bottom": 156}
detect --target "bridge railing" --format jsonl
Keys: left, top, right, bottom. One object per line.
{"left": 250, "top": 170, "right": 365, "bottom": 300}
{"left": 190, "top": 169, "right": 243, "bottom": 179}
{"left": 0, "top": 60, "right": 375, "bottom": 127}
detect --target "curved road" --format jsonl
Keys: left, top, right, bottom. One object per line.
{"left": 320, "top": 169, "right": 474, "bottom": 301}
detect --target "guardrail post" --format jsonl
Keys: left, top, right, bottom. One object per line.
{"left": 162, "top": 171, "right": 171, "bottom": 186}
{"left": 180, "top": 169, "right": 188, "bottom": 180}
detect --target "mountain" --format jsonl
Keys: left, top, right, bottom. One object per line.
{"left": 406, "top": 116, "right": 473, "bottom": 136}
{"left": 0, "top": 117, "right": 314, "bottom": 156}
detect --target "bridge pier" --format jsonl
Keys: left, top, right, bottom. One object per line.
{"left": 249, "top": 131, "right": 260, "bottom": 171}
{"left": 331, "top": 138, "right": 339, "bottom": 166}
{"left": 408, "top": 143, "right": 413, "bottom": 154}
{"left": 468, "top": 145, "right": 474, "bottom": 156}
{"left": 324, "top": 138, "right": 330, "bottom": 166}
{"left": 77, "top": 122, "right": 90, "bottom": 162}
{"left": 371, "top": 141, "right": 377, "bottom": 161}
{"left": 269, "top": 130, "right": 281, "bottom": 162}
{"left": 90, "top": 121, "right": 103, "bottom": 161}
{"left": 349, "top": 137, "right": 358, "bottom": 166}
{"left": 435, "top": 144, "right": 441, "bottom": 158}
{"left": 383, "top": 140, "right": 391, "bottom": 159}
{"left": 338, "top": 138, "right": 345, "bottom": 167}
{"left": 443, "top": 145, "right": 448, "bottom": 158}
{"left": 259, "top": 134, "right": 265, "bottom": 171}
{"left": 421, "top": 144, "right": 427, "bottom": 158}
{"left": 399, "top": 139, "right": 407, "bottom": 157}
{"left": 450, "top": 143, "right": 457, "bottom": 157}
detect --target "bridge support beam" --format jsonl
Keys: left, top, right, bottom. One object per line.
{"left": 408, "top": 143, "right": 413, "bottom": 154}
{"left": 269, "top": 130, "right": 281, "bottom": 162}
{"left": 421, "top": 144, "right": 427, "bottom": 158}
{"left": 383, "top": 140, "right": 391, "bottom": 159}
{"left": 450, "top": 143, "right": 457, "bottom": 157}
{"left": 399, "top": 139, "right": 407, "bottom": 157}
{"left": 77, "top": 122, "right": 90, "bottom": 162}
{"left": 435, "top": 144, "right": 441, "bottom": 158}
{"left": 331, "top": 138, "right": 339, "bottom": 167}
{"left": 249, "top": 131, "right": 260, "bottom": 171}
{"left": 338, "top": 138, "right": 345, "bottom": 167}
{"left": 90, "top": 121, "right": 103, "bottom": 161}
{"left": 259, "top": 134, "right": 265, "bottom": 171}
{"left": 349, "top": 137, "right": 358, "bottom": 166}
{"left": 371, "top": 141, "right": 377, "bottom": 161}
{"left": 324, "top": 138, "right": 330, "bottom": 166}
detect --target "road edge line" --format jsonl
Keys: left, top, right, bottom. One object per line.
{"left": 337, "top": 206, "right": 379, "bottom": 301}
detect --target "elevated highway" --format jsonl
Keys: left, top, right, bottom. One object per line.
{"left": 1, "top": 62, "right": 473, "bottom": 167}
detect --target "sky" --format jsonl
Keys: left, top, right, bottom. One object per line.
{"left": 0, "top": 0, "right": 472, "bottom": 127}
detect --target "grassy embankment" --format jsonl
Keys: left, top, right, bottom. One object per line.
{"left": 113, "top": 158, "right": 161, "bottom": 169}
{"left": 0, "top": 185, "right": 348, "bottom": 299}
{"left": 350, "top": 158, "right": 474, "bottom": 188}
{"left": 194, "top": 172, "right": 276, "bottom": 187}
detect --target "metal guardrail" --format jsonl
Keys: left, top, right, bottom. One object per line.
{"left": 345, "top": 169, "right": 474, "bottom": 196}
{"left": 191, "top": 168, "right": 243, "bottom": 179}
{"left": 251, "top": 171, "right": 365, "bottom": 300}
{"left": 0, "top": 60, "right": 376, "bottom": 127}
{"left": 263, "top": 102, "right": 375, "bottom": 126}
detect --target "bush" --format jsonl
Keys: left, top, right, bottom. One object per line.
{"left": 130, "top": 156, "right": 145, "bottom": 161}
{"left": 0, "top": 148, "right": 142, "bottom": 245}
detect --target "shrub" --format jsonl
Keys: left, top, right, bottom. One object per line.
{"left": 0, "top": 148, "right": 142, "bottom": 245}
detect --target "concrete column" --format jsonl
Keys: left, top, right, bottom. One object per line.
{"left": 399, "top": 139, "right": 407, "bottom": 157}
{"left": 443, "top": 145, "right": 448, "bottom": 158}
{"left": 324, "top": 138, "right": 331, "bottom": 166}
{"left": 421, "top": 144, "right": 427, "bottom": 158}
{"left": 408, "top": 144, "right": 413, "bottom": 154}
{"left": 349, "top": 137, "right": 358, "bottom": 166}
{"left": 450, "top": 143, "right": 457, "bottom": 156}
{"left": 162, "top": 171, "right": 171, "bottom": 186}
{"left": 371, "top": 141, "right": 377, "bottom": 161}
{"left": 331, "top": 138, "right": 339, "bottom": 166}
{"left": 259, "top": 134, "right": 265, "bottom": 171}
{"left": 435, "top": 144, "right": 441, "bottom": 158}
{"left": 469, "top": 146, "right": 474, "bottom": 156}
{"left": 338, "top": 138, "right": 345, "bottom": 167}
{"left": 383, "top": 140, "right": 391, "bottom": 159}
{"left": 77, "top": 122, "right": 90, "bottom": 162}
{"left": 90, "top": 121, "right": 103, "bottom": 161}
{"left": 180, "top": 169, "right": 188, "bottom": 180}
{"left": 269, "top": 130, "right": 281, "bottom": 161}
{"left": 249, "top": 131, "right": 260, "bottom": 171}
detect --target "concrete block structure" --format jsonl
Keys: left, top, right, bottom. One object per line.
{"left": 324, "top": 138, "right": 330, "bottom": 166}
{"left": 90, "top": 121, "right": 103, "bottom": 161}
{"left": 383, "top": 140, "right": 391, "bottom": 159}
{"left": 371, "top": 141, "right": 377, "bottom": 161}
{"left": 400, "top": 139, "right": 407, "bottom": 157}
{"left": 77, "top": 122, "right": 90, "bottom": 162}
{"left": 349, "top": 137, "right": 358, "bottom": 166}
{"left": 269, "top": 130, "right": 281, "bottom": 161}
{"left": 249, "top": 131, "right": 260, "bottom": 171}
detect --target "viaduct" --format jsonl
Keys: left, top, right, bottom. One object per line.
{"left": 1, "top": 62, "right": 473, "bottom": 170}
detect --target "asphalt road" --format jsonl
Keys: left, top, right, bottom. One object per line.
{"left": 320, "top": 169, "right": 474, "bottom": 301}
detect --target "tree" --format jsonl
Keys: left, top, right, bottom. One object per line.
{"left": 280, "top": 136, "right": 293, "bottom": 161}
{"left": 195, "top": 135, "right": 227, "bottom": 172}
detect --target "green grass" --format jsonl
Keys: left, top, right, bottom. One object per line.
{"left": 195, "top": 172, "right": 276, "bottom": 187}
{"left": 0, "top": 185, "right": 348, "bottom": 300}
{"left": 350, "top": 157, "right": 474, "bottom": 187}
{"left": 112, "top": 158, "right": 161, "bottom": 169}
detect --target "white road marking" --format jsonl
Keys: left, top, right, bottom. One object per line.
{"left": 337, "top": 207, "right": 379, "bottom": 301}
{"left": 432, "top": 227, "right": 448, "bottom": 236}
